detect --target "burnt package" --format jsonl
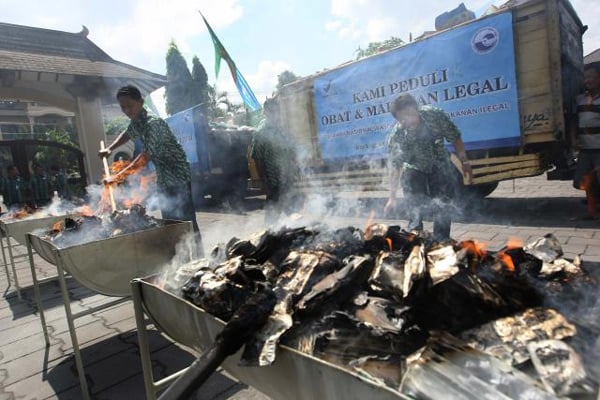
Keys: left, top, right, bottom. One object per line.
{"left": 160, "top": 223, "right": 600, "bottom": 399}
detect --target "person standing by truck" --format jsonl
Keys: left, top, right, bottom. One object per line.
{"left": 250, "top": 96, "right": 300, "bottom": 224}
{"left": 99, "top": 85, "right": 204, "bottom": 256}
{"left": 572, "top": 61, "right": 600, "bottom": 219}
{"left": 29, "top": 163, "right": 51, "bottom": 208}
{"left": 384, "top": 93, "right": 472, "bottom": 240}
{"left": 3, "top": 165, "right": 25, "bottom": 209}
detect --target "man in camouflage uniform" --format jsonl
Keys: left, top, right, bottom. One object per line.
{"left": 100, "top": 85, "right": 203, "bottom": 256}
{"left": 251, "top": 97, "right": 299, "bottom": 224}
{"left": 3, "top": 165, "right": 25, "bottom": 209}
{"left": 29, "top": 163, "right": 51, "bottom": 208}
{"left": 384, "top": 93, "right": 472, "bottom": 240}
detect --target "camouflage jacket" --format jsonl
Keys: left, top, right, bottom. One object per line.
{"left": 29, "top": 173, "right": 51, "bottom": 202}
{"left": 125, "top": 109, "right": 190, "bottom": 189}
{"left": 386, "top": 106, "right": 461, "bottom": 174}
{"left": 250, "top": 118, "right": 297, "bottom": 191}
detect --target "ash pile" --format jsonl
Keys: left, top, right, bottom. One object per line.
{"left": 40, "top": 204, "right": 160, "bottom": 248}
{"left": 167, "top": 223, "right": 600, "bottom": 399}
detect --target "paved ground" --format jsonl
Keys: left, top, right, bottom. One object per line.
{"left": 0, "top": 174, "right": 599, "bottom": 399}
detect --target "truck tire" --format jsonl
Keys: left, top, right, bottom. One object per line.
{"left": 462, "top": 182, "right": 499, "bottom": 198}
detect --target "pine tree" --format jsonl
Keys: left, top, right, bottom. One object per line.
{"left": 165, "top": 41, "right": 194, "bottom": 115}
{"left": 191, "top": 56, "right": 209, "bottom": 109}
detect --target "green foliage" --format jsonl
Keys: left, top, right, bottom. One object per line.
{"left": 105, "top": 116, "right": 129, "bottom": 136}
{"left": 191, "top": 56, "right": 209, "bottom": 108}
{"left": 165, "top": 41, "right": 195, "bottom": 115}
{"left": 355, "top": 37, "right": 405, "bottom": 60}
{"left": 32, "top": 129, "right": 80, "bottom": 171}
{"left": 276, "top": 70, "right": 300, "bottom": 92}
{"left": 163, "top": 41, "right": 264, "bottom": 128}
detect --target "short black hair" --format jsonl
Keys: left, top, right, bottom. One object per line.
{"left": 390, "top": 93, "right": 419, "bottom": 116}
{"left": 116, "top": 85, "right": 143, "bottom": 101}
{"left": 585, "top": 61, "right": 600, "bottom": 75}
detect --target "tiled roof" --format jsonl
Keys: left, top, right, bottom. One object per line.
{"left": 0, "top": 22, "right": 166, "bottom": 94}
{"left": 585, "top": 48, "right": 600, "bottom": 64}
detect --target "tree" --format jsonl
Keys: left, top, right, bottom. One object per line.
{"left": 33, "top": 129, "right": 80, "bottom": 171}
{"left": 191, "top": 56, "right": 209, "bottom": 109}
{"left": 276, "top": 70, "right": 300, "bottom": 92}
{"left": 165, "top": 41, "right": 195, "bottom": 115}
{"left": 355, "top": 37, "right": 405, "bottom": 60}
{"left": 105, "top": 116, "right": 129, "bottom": 136}
{"left": 205, "top": 84, "right": 229, "bottom": 120}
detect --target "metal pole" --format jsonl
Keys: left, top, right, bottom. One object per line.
{"left": 26, "top": 234, "right": 50, "bottom": 346}
{"left": 56, "top": 251, "right": 91, "bottom": 400}
{"left": 131, "top": 280, "right": 158, "bottom": 400}
{"left": 5, "top": 227, "right": 21, "bottom": 299}
{"left": 0, "top": 228, "right": 12, "bottom": 288}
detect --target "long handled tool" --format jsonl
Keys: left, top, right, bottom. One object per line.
{"left": 99, "top": 140, "right": 117, "bottom": 213}
{"left": 158, "top": 285, "right": 276, "bottom": 400}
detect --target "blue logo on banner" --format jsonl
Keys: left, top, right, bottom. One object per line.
{"left": 472, "top": 27, "right": 499, "bottom": 54}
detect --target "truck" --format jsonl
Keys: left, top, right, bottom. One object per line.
{"left": 164, "top": 105, "right": 256, "bottom": 205}
{"left": 274, "top": 0, "right": 585, "bottom": 198}
{"left": 108, "top": 105, "right": 257, "bottom": 205}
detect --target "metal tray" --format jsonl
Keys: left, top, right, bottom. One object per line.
{"left": 133, "top": 275, "right": 411, "bottom": 400}
{"left": 0, "top": 214, "right": 73, "bottom": 246}
{"left": 27, "top": 220, "right": 192, "bottom": 297}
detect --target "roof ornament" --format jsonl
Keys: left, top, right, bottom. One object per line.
{"left": 78, "top": 25, "right": 89, "bottom": 37}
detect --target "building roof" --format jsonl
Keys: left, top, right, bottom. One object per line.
{"left": 584, "top": 48, "right": 600, "bottom": 64}
{"left": 0, "top": 22, "right": 166, "bottom": 96}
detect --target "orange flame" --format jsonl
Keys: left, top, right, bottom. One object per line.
{"left": 579, "top": 174, "right": 598, "bottom": 217}
{"left": 460, "top": 240, "right": 488, "bottom": 258}
{"left": 505, "top": 237, "right": 523, "bottom": 249}
{"left": 496, "top": 252, "right": 515, "bottom": 272}
{"left": 99, "top": 155, "right": 154, "bottom": 212}
{"left": 385, "top": 237, "right": 393, "bottom": 251}
{"left": 51, "top": 221, "right": 63, "bottom": 233}
{"left": 365, "top": 210, "right": 375, "bottom": 231}
{"left": 77, "top": 205, "right": 95, "bottom": 217}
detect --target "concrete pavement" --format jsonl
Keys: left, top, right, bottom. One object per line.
{"left": 0, "top": 174, "right": 598, "bottom": 399}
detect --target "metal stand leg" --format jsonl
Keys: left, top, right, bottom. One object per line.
{"left": 1, "top": 231, "right": 11, "bottom": 288}
{"left": 5, "top": 234, "right": 22, "bottom": 299}
{"left": 132, "top": 281, "right": 158, "bottom": 400}
{"left": 26, "top": 234, "right": 50, "bottom": 346}
{"left": 56, "top": 253, "right": 91, "bottom": 400}
{"left": 131, "top": 280, "right": 189, "bottom": 400}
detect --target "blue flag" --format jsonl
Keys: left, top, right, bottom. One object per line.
{"left": 200, "top": 12, "right": 262, "bottom": 111}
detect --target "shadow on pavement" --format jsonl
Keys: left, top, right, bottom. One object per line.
{"left": 45, "top": 328, "right": 251, "bottom": 400}
{"left": 4, "top": 277, "right": 96, "bottom": 320}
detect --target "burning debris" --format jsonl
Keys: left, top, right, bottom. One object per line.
{"left": 39, "top": 204, "right": 161, "bottom": 248}
{"left": 162, "top": 224, "right": 599, "bottom": 399}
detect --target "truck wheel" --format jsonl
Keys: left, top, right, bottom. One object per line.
{"left": 463, "top": 182, "right": 499, "bottom": 198}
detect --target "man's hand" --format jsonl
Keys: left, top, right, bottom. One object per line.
{"left": 98, "top": 148, "right": 111, "bottom": 158}
{"left": 384, "top": 197, "right": 396, "bottom": 216}
{"left": 461, "top": 162, "right": 473, "bottom": 184}
{"left": 103, "top": 175, "right": 116, "bottom": 185}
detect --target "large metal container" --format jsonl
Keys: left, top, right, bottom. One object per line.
{"left": 28, "top": 220, "right": 192, "bottom": 297}
{"left": 0, "top": 214, "right": 72, "bottom": 246}
{"left": 132, "top": 275, "right": 411, "bottom": 400}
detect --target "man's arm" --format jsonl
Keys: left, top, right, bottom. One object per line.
{"left": 105, "top": 153, "right": 149, "bottom": 184}
{"left": 99, "top": 130, "right": 131, "bottom": 157}
{"left": 452, "top": 138, "right": 473, "bottom": 184}
{"left": 384, "top": 164, "right": 402, "bottom": 215}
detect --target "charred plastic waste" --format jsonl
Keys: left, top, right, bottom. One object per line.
{"left": 41, "top": 204, "right": 161, "bottom": 248}
{"left": 163, "top": 224, "right": 600, "bottom": 399}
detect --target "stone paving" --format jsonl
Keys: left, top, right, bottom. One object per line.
{"left": 0, "top": 174, "right": 598, "bottom": 399}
